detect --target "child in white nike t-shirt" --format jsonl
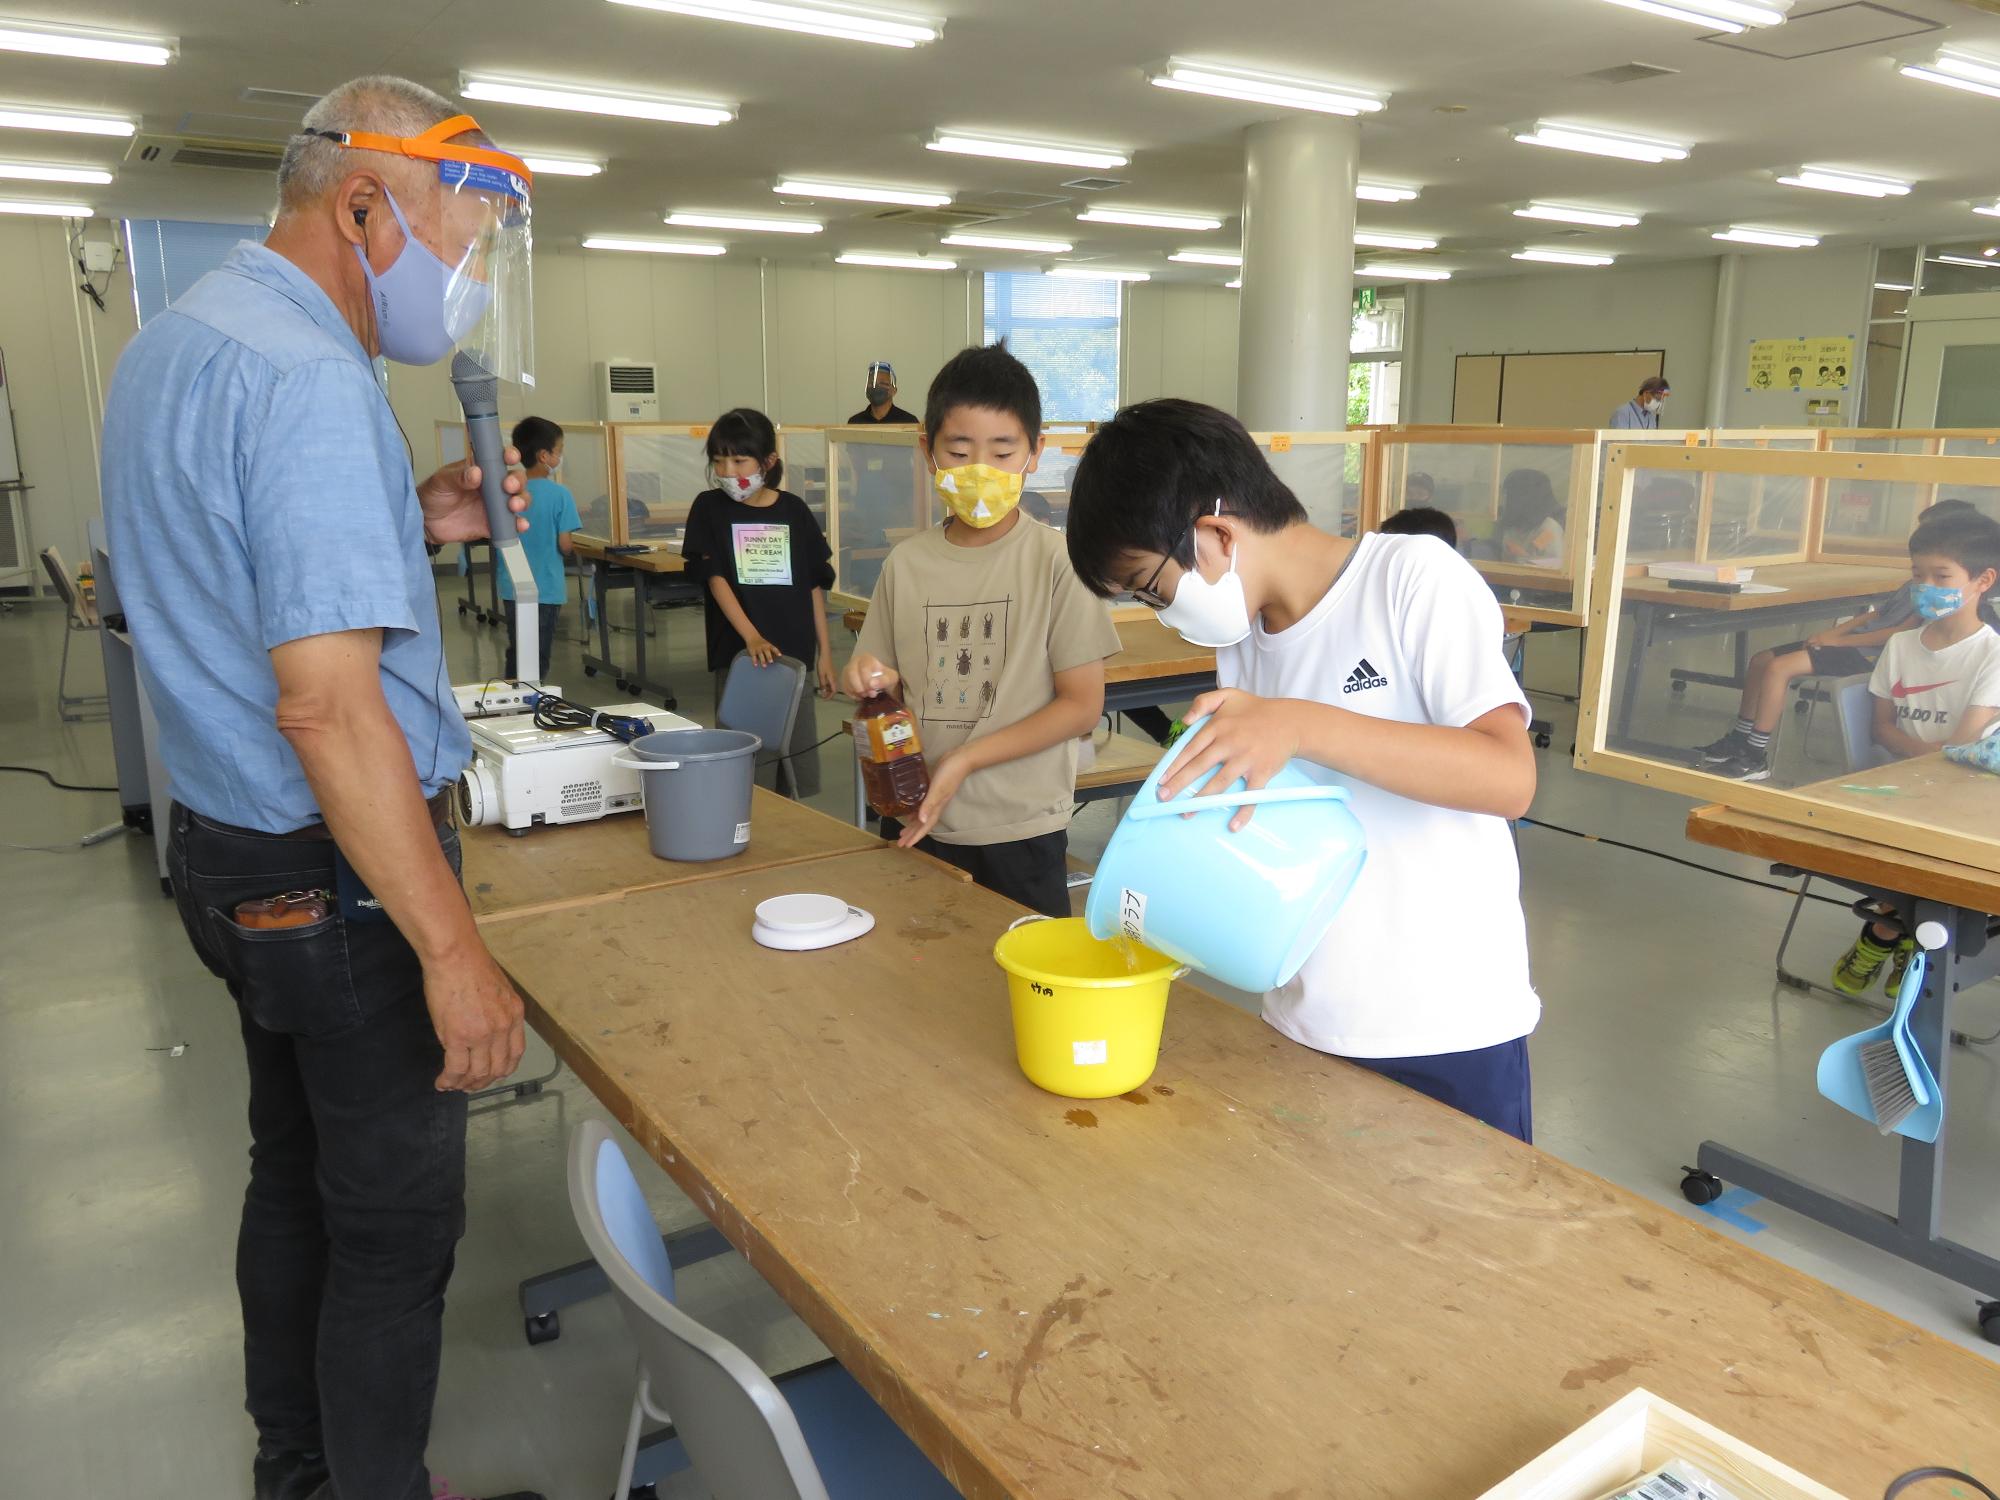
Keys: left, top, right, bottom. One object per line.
{"left": 1832, "top": 509, "right": 2000, "bottom": 998}
{"left": 1064, "top": 400, "right": 1540, "bottom": 1142}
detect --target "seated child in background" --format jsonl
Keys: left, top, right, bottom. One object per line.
{"left": 681, "top": 407, "right": 837, "bottom": 798}
{"left": 1064, "top": 399, "right": 1540, "bottom": 1142}
{"left": 1694, "top": 497, "right": 1979, "bottom": 782}
{"left": 1832, "top": 507, "right": 2000, "bottom": 997}
{"left": 842, "top": 343, "right": 1120, "bottom": 917}
{"left": 502, "top": 416, "right": 579, "bottom": 680}
{"left": 1380, "top": 506, "right": 1459, "bottom": 549}
{"left": 1499, "top": 469, "right": 1565, "bottom": 567}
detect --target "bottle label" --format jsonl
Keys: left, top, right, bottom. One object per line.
{"left": 862, "top": 709, "right": 922, "bottom": 763}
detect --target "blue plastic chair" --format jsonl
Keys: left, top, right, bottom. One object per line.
{"left": 566, "top": 1121, "right": 959, "bottom": 1500}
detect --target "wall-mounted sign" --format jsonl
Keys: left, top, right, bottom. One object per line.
{"left": 1747, "top": 336, "right": 1854, "bottom": 392}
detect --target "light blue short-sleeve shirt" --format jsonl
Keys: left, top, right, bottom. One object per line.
{"left": 498, "top": 476, "right": 581, "bottom": 604}
{"left": 101, "top": 242, "right": 470, "bottom": 833}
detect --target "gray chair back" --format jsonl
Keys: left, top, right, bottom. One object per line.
{"left": 1836, "top": 676, "right": 1892, "bottom": 772}
{"left": 718, "top": 653, "right": 809, "bottom": 795}
{"left": 566, "top": 1122, "right": 832, "bottom": 1500}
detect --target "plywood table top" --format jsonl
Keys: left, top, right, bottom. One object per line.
{"left": 1104, "top": 615, "right": 1216, "bottom": 685}
{"left": 571, "top": 536, "right": 686, "bottom": 575}
{"left": 484, "top": 854, "right": 2000, "bottom": 1500}
{"left": 1624, "top": 562, "right": 1905, "bottom": 612}
{"left": 462, "top": 787, "right": 888, "bottom": 924}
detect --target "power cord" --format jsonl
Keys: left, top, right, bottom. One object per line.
{"left": 525, "top": 691, "right": 654, "bottom": 743}
{"left": 1517, "top": 815, "right": 1855, "bottom": 909}
{"left": 3, "top": 825, "right": 125, "bottom": 854}
{"left": 2, "top": 764, "right": 118, "bottom": 794}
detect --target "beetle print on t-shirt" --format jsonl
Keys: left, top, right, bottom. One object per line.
{"left": 925, "top": 597, "right": 1010, "bottom": 725}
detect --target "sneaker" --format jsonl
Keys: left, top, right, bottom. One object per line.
{"left": 1832, "top": 931, "right": 1896, "bottom": 997}
{"left": 1712, "top": 748, "right": 1772, "bottom": 781}
{"left": 1695, "top": 730, "right": 1749, "bottom": 765}
{"left": 1884, "top": 936, "right": 1918, "bottom": 996}
{"left": 254, "top": 1446, "right": 328, "bottom": 1500}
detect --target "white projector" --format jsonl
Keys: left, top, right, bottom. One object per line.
{"left": 453, "top": 679, "right": 560, "bottom": 720}
{"left": 456, "top": 702, "right": 697, "bottom": 834}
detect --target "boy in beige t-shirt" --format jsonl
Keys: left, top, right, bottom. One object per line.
{"left": 844, "top": 343, "right": 1120, "bottom": 916}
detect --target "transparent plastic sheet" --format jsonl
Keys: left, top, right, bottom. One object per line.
{"left": 831, "top": 431, "right": 927, "bottom": 602}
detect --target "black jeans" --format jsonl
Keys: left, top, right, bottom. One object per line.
{"left": 167, "top": 804, "right": 467, "bottom": 1500}
{"left": 881, "top": 821, "right": 1071, "bottom": 918}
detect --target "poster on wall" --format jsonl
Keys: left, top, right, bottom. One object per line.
{"left": 1746, "top": 335, "right": 1854, "bottom": 392}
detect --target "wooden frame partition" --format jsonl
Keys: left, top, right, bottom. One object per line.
{"left": 433, "top": 418, "right": 614, "bottom": 537}
{"left": 1576, "top": 443, "right": 2000, "bottom": 874}
{"left": 826, "top": 424, "right": 927, "bottom": 610}
{"left": 605, "top": 422, "right": 715, "bottom": 546}
{"left": 1811, "top": 429, "right": 2000, "bottom": 564}
{"left": 1246, "top": 430, "right": 1378, "bottom": 540}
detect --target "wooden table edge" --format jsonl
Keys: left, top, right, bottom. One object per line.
{"left": 1685, "top": 802, "right": 2000, "bottom": 912}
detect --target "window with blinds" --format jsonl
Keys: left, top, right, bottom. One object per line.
{"left": 124, "top": 219, "right": 267, "bottom": 325}
{"left": 982, "top": 272, "right": 1120, "bottom": 423}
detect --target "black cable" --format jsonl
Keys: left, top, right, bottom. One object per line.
{"left": 1886, "top": 1470, "right": 1999, "bottom": 1500}
{"left": 1, "top": 764, "right": 118, "bottom": 794}
{"left": 754, "top": 725, "right": 847, "bottom": 771}
{"left": 1516, "top": 815, "right": 1854, "bottom": 908}
{"left": 525, "top": 691, "right": 654, "bottom": 743}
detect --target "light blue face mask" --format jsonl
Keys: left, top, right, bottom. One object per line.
{"left": 1914, "top": 583, "right": 1964, "bottom": 621}
{"left": 352, "top": 186, "right": 491, "bottom": 366}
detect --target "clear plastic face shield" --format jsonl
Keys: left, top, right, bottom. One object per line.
{"left": 313, "top": 113, "right": 534, "bottom": 385}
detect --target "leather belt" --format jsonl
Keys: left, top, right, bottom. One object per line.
{"left": 280, "top": 787, "right": 457, "bottom": 841}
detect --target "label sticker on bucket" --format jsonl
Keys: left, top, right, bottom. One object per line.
{"left": 733, "top": 821, "right": 751, "bottom": 844}
{"left": 1072, "top": 1039, "right": 1108, "bottom": 1067}
{"left": 1118, "top": 888, "right": 1147, "bottom": 942}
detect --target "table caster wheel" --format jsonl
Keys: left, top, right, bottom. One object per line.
{"left": 663, "top": 696, "right": 678, "bottom": 711}
{"left": 1680, "top": 1167, "right": 1723, "bottom": 1206}
{"left": 457, "top": 600, "right": 470, "bottom": 615}
{"left": 1670, "top": 680, "right": 1688, "bottom": 696}
{"left": 525, "top": 1311, "right": 560, "bottom": 1346}
{"left": 1534, "top": 731, "right": 1552, "bottom": 749}
{"left": 583, "top": 664, "right": 598, "bottom": 678}
{"left": 1980, "top": 1300, "right": 2000, "bottom": 1346}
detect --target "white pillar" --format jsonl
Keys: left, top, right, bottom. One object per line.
{"left": 1237, "top": 115, "right": 1359, "bottom": 431}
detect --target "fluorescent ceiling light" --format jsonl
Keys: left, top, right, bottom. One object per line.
{"left": 1148, "top": 58, "right": 1385, "bottom": 116}
{"left": 940, "top": 232, "right": 1072, "bottom": 252}
{"left": 1930, "top": 254, "right": 2000, "bottom": 270}
{"left": 0, "top": 161, "right": 113, "bottom": 185}
{"left": 604, "top": 0, "right": 938, "bottom": 46}
{"left": 667, "top": 210, "right": 822, "bottom": 233}
{"left": 1354, "top": 230, "right": 1437, "bottom": 251}
{"left": 1873, "top": 280, "right": 1914, "bottom": 290}
{"left": 1712, "top": 226, "right": 1819, "bottom": 248}
{"left": 927, "top": 132, "right": 1126, "bottom": 170}
{"left": 0, "top": 105, "right": 135, "bottom": 138}
{"left": 1225, "top": 277, "right": 1242, "bottom": 288}
{"left": 1514, "top": 120, "right": 1689, "bottom": 163}
{"left": 1357, "top": 181, "right": 1419, "bottom": 203}
{"left": 1168, "top": 249, "right": 1242, "bottom": 266}
{"left": 836, "top": 252, "right": 957, "bottom": 269}
{"left": 1595, "top": 0, "right": 1788, "bottom": 33}
{"left": 582, "top": 235, "right": 727, "bottom": 255}
{"left": 1077, "top": 206, "right": 1223, "bottom": 231}
{"left": 1049, "top": 266, "right": 1151, "bottom": 282}
{"left": 461, "top": 76, "right": 734, "bottom": 127}
{"left": 1515, "top": 202, "right": 1641, "bottom": 228}
{"left": 1900, "top": 49, "right": 2000, "bottom": 100}
{"left": 776, "top": 177, "right": 950, "bottom": 206}
{"left": 1356, "top": 263, "right": 1451, "bottom": 281}
{"left": 521, "top": 155, "right": 605, "bottom": 177}
{"left": 0, "top": 21, "right": 175, "bottom": 66}
{"left": 1777, "top": 165, "right": 1911, "bottom": 198}
{"left": 0, "top": 198, "right": 92, "bottom": 216}
{"left": 1514, "top": 248, "right": 1616, "bottom": 266}
{"left": 1973, "top": 202, "right": 2000, "bottom": 219}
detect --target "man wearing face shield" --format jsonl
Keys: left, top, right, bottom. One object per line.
{"left": 102, "top": 76, "right": 542, "bottom": 1500}
{"left": 847, "top": 359, "right": 918, "bottom": 424}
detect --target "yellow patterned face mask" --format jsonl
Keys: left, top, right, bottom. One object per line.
{"left": 933, "top": 463, "right": 1023, "bottom": 528}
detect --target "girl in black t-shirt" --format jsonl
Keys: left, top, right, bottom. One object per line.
{"left": 682, "top": 408, "right": 837, "bottom": 795}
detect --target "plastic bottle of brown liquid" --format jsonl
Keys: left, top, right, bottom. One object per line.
{"left": 856, "top": 687, "right": 930, "bottom": 819}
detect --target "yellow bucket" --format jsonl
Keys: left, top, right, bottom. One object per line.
{"left": 993, "top": 916, "right": 1184, "bottom": 1099}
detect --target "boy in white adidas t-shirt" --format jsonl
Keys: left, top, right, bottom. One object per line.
{"left": 1832, "top": 508, "right": 2000, "bottom": 997}
{"left": 1065, "top": 400, "right": 1540, "bottom": 1142}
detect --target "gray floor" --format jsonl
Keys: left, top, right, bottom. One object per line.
{"left": 2, "top": 581, "right": 1995, "bottom": 1499}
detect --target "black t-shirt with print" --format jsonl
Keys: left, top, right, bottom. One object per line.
{"left": 680, "top": 488, "right": 836, "bottom": 671}
{"left": 845, "top": 403, "right": 919, "bottom": 424}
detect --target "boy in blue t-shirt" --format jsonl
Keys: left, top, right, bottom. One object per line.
{"left": 502, "top": 415, "right": 580, "bottom": 679}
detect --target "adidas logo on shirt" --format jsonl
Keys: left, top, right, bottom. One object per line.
{"left": 1342, "top": 658, "right": 1388, "bottom": 694}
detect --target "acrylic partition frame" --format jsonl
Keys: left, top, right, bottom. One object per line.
{"left": 826, "top": 424, "right": 928, "bottom": 610}
{"left": 432, "top": 418, "right": 612, "bottom": 538}
{"left": 777, "top": 425, "right": 830, "bottom": 535}
{"left": 1247, "top": 431, "right": 1376, "bottom": 541}
{"left": 604, "top": 423, "right": 719, "bottom": 547}
{"left": 1818, "top": 430, "right": 2000, "bottom": 564}
{"left": 1376, "top": 426, "right": 1597, "bottom": 625}
{"left": 1575, "top": 442, "right": 2000, "bottom": 875}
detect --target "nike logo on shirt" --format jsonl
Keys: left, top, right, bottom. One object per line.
{"left": 1890, "top": 679, "right": 1955, "bottom": 699}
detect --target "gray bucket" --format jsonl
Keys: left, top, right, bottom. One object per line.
{"left": 616, "top": 729, "right": 760, "bottom": 862}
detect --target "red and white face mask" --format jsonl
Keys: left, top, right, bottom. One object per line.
{"left": 718, "top": 471, "right": 766, "bottom": 501}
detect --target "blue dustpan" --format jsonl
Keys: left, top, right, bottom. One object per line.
{"left": 1816, "top": 951, "right": 1942, "bottom": 1143}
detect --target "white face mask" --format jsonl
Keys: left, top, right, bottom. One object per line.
{"left": 718, "top": 471, "right": 766, "bottom": 501}
{"left": 1156, "top": 526, "right": 1253, "bottom": 648}
{"left": 1642, "top": 397, "right": 1664, "bottom": 414}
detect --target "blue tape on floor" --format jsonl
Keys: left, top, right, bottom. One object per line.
{"left": 1698, "top": 1187, "right": 1767, "bottom": 1234}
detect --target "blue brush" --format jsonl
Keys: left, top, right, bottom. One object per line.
{"left": 1817, "top": 950, "right": 1942, "bottom": 1142}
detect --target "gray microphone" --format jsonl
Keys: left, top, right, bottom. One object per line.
{"left": 449, "top": 350, "right": 540, "bottom": 682}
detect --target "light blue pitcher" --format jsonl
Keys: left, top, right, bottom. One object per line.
{"left": 1086, "top": 718, "right": 1367, "bottom": 994}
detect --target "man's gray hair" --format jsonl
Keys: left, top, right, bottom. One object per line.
{"left": 275, "top": 75, "right": 467, "bottom": 213}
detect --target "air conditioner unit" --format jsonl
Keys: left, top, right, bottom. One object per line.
{"left": 598, "top": 360, "right": 661, "bottom": 422}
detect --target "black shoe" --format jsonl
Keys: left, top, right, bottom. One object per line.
{"left": 1713, "top": 748, "right": 1772, "bottom": 782}
{"left": 254, "top": 1446, "right": 329, "bottom": 1500}
{"left": 1695, "top": 729, "right": 1748, "bottom": 765}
